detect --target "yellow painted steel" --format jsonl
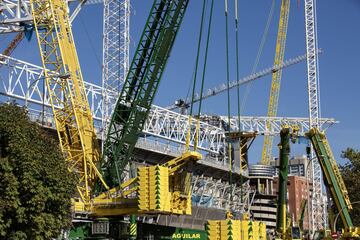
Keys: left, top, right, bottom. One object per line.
{"left": 207, "top": 219, "right": 267, "bottom": 240}
{"left": 225, "top": 132, "right": 256, "bottom": 173}
{"left": 129, "top": 223, "right": 137, "bottom": 237}
{"left": 308, "top": 129, "right": 352, "bottom": 212}
{"left": 342, "top": 227, "right": 360, "bottom": 239}
{"left": 137, "top": 160, "right": 199, "bottom": 215}
{"left": 92, "top": 151, "right": 201, "bottom": 216}
{"left": 138, "top": 165, "right": 171, "bottom": 213}
{"left": 261, "top": 0, "right": 290, "bottom": 165}
{"left": 319, "top": 131, "right": 352, "bottom": 210}
{"left": 30, "top": 0, "right": 201, "bottom": 218}
{"left": 163, "top": 151, "right": 202, "bottom": 174}
{"left": 30, "top": 0, "right": 108, "bottom": 208}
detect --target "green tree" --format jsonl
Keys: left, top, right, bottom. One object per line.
{"left": 340, "top": 148, "right": 360, "bottom": 226}
{"left": 0, "top": 104, "right": 76, "bottom": 240}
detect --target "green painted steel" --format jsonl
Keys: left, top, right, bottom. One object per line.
{"left": 307, "top": 128, "right": 353, "bottom": 229}
{"left": 139, "top": 223, "right": 207, "bottom": 240}
{"left": 298, "top": 199, "right": 307, "bottom": 231}
{"left": 101, "top": 0, "right": 189, "bottom": 187}
{"left": 276, "top": 128, "right": 290, "bottom": 235}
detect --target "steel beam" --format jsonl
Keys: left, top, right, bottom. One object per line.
{"left": 0, "top": 0, "right": 101, "bottom": 34}
{"left": 0, "top": 54, "right": 337, "bottom": 156}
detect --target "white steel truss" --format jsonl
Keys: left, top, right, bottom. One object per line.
{"left": 166, "top": 50, "right": 322, "bottom": 110}
{"left": 0, "top": 0, "right": 101, "bottom": 34}
{"left": 304, "top": 0, "right": 324, "bottom": 231}
{"left": 305, "top": 0, "right": 320, "bottom": 128}
{"left": 221, "top": 116, "right": 335, "bottom": 136}
{"left": 101, "top": 0, "right": 130, "bottom": 142}
{"left": 192, "top": 175, "right": 252, "bottom": 213}
{"left": 0, "top": 54, "right": 337, "bottom": 155}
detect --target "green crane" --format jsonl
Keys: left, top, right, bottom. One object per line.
{"left": 306, "top": 128, "right": 353, "bottom": 230}
{"left": 276, "top": 128, "right": 291, "bottom": 238}
{"left": 297, "top": 199, "right": 307, "bottom": 232}
{"left": 276, "top": 127, "right": 302, "bottom": 240}
{"left": 277, "top": 127, "right": 359, "bottom": 239}
{"left": 101, "top": 0, "right": 189, "bottom": 188}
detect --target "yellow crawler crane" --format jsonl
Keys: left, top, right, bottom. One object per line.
{"left": 30, "top": 0, "right": 200, "bottom": 219}
{"left": 30, "top": 0, "right": 108, "bottom": 210}
{"left": 92, "top": 151, "right": 201, "bottom": 216}
{"left": 261, "top": 0, "right": 290, "bottom": 165}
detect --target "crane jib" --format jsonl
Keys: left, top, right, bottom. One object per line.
{"left": 101, "top": 0, "right": 189, "bottom": 188}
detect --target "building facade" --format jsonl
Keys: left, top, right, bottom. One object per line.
{"left": 273, "top": 175, "right": 311, "bottom": 230}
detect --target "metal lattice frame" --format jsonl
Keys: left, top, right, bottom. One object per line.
{"left": 101, "top": 0, "right": 130, "bottom": 142}
{"left": 102, "top": 0, "right": 189, "bottom": 187}
{"left": 0, "top": 54, "right": 337, "bottom": 155}
{"left": 166, "top": 51, "right": 322, "bottom": 111}
{"left": 304, "top": 0, "right": 324, "bottom": 231}
{"left": 221, "top": 116, "right": 335, "bottom": 136}
{"left": 308, "top": 129, "right": 353, "bottom": 228}
{"left": 0, "top": 0, "right": 102, "bottom": 34}
{"left": 261, "top": 0, "right": 290, "bottom": 165}
{"left": 29, "top": 0, "right": 105, "bottom": 205}
{"left": 0, "top": 54, "right": 104, "bottom": 124}
{"left": 191, "top": 175, "right": 251, "bottom": 213}
{"left": 0, "top": 0, "right": 32, "bottom": 34}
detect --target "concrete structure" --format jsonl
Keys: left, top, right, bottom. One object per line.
{"left": 271, "top": 155, "right": 309, "bottom": 177}
{"left": 248, "top": 165, "right": 277, "bottom": 229}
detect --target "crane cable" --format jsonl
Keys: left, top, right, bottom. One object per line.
{"left": 234, "top": 0, "right": 243, "bottom": 208}
{"left": 224, "top": 0, "right": 233, "bottom": 205}
{"left": 241, "top": 0, "right": 275, "bottom": 111}
{"left": 186, "top": 0, "right": 207, "bottom": 151}
{"left": 195, "top": 0, "right": 214, "bottom": 150}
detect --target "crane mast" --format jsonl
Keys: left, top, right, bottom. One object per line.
{"left": 102, "top": 0, "right": 189, "bottom": 188}
{"left": 29, "top": 0, "right": 197, "bottom": 218}
{"left": 276, "top": 128, "right": 291, "bottom": 237}
{"left": 102, "top": 0, "right": 130, "bottom": 143}
{"left": 304, "top": 0, "right": 325, "bottom": 231}
{"left": 307, "top": 128, "right": 353, "bottom": 229}
{"left": 261, "top": 0, "right": 290, "bottom": 165}
{"left": 30, "top": 0, "right": 107, "bottom": 207}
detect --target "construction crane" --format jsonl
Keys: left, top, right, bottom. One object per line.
{"left": 101, "top": 0, "right": 192, "bottom": 188}
{"left": 261, "top": 0, "right": 290, "bottom": 165}
{"left": 304, "top": 0, "right": 324, "bottom": 232}
{"left": 101, "top": 0, "right": 130, "bottom": 143}
{"left": 95, "top": 0, "right": 201, "bottom": 218}
{"left": 30, "top": 0, "right": 199, "bottom": 222}
{"left": 276, "top": 127, "right": 359, "bottom": 239}
{"left": 167, "top": 50, "right": 322, "bottom": 111}
{"left": 0, "top": 1, "right": 97, "bottom": 66}
{"left": 30, "top": 0, "right": 108, "bottom": 209}
{"left": 0, "top": 32, "right": 25, "bottom": 66}
{"left": 306, "top": 128, "right": 359, "bottom": 238}
{"left": 276, "top": 127, "right": 302, "bottom": 240}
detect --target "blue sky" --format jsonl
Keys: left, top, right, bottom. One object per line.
{"left": 4, "top": 0, "right": 360, "bottom": 164}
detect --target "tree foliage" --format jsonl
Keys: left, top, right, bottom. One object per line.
{"left": 340, "top": 148, "right": 360, "bottom": 226}
{"left": 0, "top": 104, "right": 76, "bottom": 240}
